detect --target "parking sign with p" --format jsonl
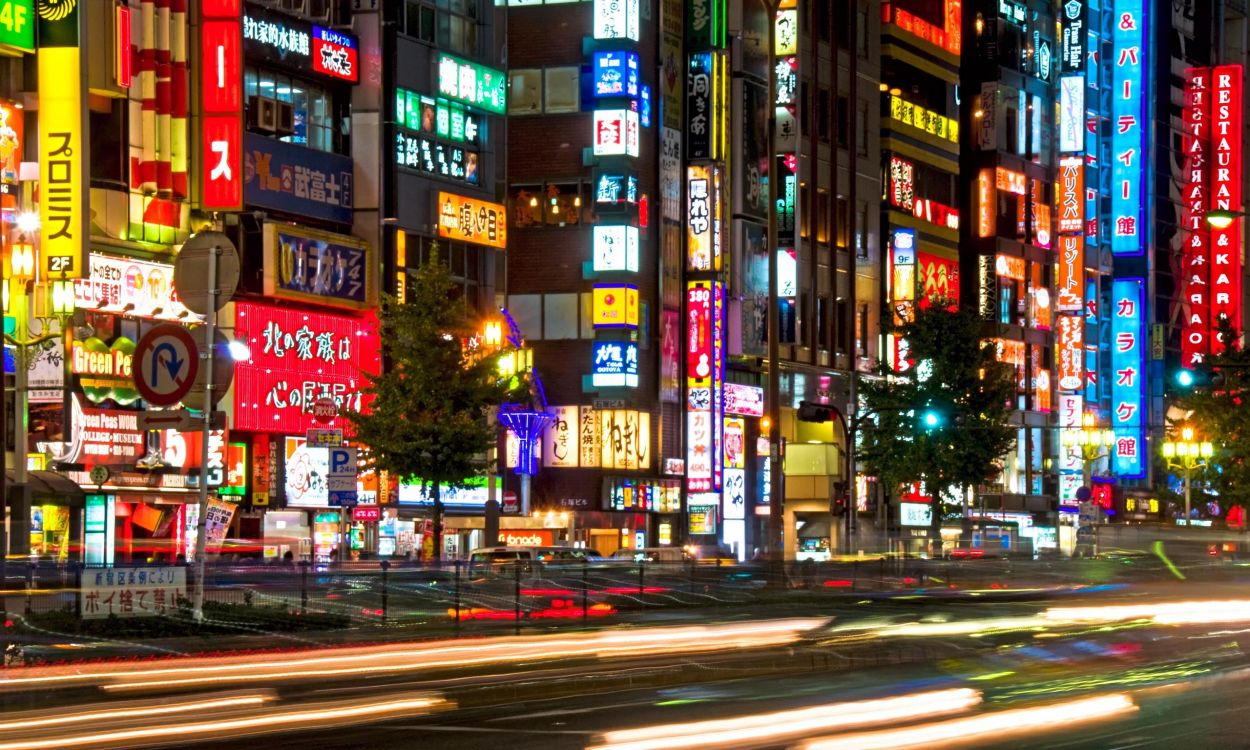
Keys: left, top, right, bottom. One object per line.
{"left": 327, "top": 446, "right": 358, "bottom": 506}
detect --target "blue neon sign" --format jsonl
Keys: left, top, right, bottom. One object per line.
{"left": 1109, "top": 0, "right": 1148, "bottom": 256}
{"left": 591, "top": 341, "right": 639, "bottom": 388}
{"left": 592, "top": 51, "right": 640, "bottom": 99}
{"left": 1110, "top": 278, "right": 1146, "bottom": 478}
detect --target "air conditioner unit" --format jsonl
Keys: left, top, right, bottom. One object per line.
{"left": 275, "top": 100, "right": 295, "bottom": 136}
{"left": 247, "top": 95, "right": 279, "bottom": 133}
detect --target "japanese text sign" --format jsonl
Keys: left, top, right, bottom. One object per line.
{"left": 263, "top": 224, "right": 374, "bottom": 309}
{"left": 437, "top": 53, "right": 506, "bottom": 114}
{"left": 436, "top": 192, "right": 507, "bottom": 250}
{"left": 592, "top": 342, "right": 639, "bottom": 388}
{"left": 201, "top": 2, "right": 243, "bottom": 211}
{"left": 81, "top": 566, "right": 186, "bottom": 620}
{"left": 1110, "top": 278, "right": 1145, "bottom": 478}
{"left": 244, "top": 133, "right": 354, "bottom": 224}
{"left": 233, "top": 302, "right": 380, "bottom": 434}
{"left": 592, "top": 284, "right": 639, "bottom": 329}
{"left": 1110, "top": 0, "right": 1147, "bottom": 256}
{"left": 38, "top": 46, "right": 85, "bottom": 277}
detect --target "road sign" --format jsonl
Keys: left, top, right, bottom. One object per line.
{"left": 174, "top": 231, "right": 240, "bottom": 315}
{"left": 133, "top": 324, "right": 200, "bottom": 406}
{"left": 502, "top": 490, "right": 519, "bottom": 513}
{"left": 312, "top": 396, "right": 338, "bottom": 424}
{"left": 138, "top": 410, "right": 227, "bottom": 432}
{"left": 327, "top": 446, "right": 358, "bottom": 506}
{"left": 184, "top": 325, "right": 235, "bottom": 406}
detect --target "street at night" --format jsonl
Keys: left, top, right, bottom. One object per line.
{"left": 2, "top": 0, "right": 1250, "bottom": 747}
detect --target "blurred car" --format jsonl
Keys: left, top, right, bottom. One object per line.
{"left": 682, "top": 544, "right": 739, "bottom": 565}
{"left": 610, "top": 547, "right": 689, "bottom": 563}
{"left": 467, "top": 546, "right": 600, "bottom": 576}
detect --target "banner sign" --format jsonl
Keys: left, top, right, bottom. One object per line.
{"left": 1182, "top": 67, "right": 1212, "bottom": 366}
{"left": 81, "top": 567, "right": 186, "bottom": 619}
{"left": 1111, "top": 278, "right": 1145, "bottom": 478}
{"left": 233, "top": 302, "right": 380, "bottom": 434}
{"left": 263, "top": 223, "right": 373, "bottom": 309}
{"left": 1109, "top": 0, "right": 1148, "bottom": 256}
{"left": 244, "top": 133, "right": 354, "bottom": 224}
{"left": 436, "top": 192, "right": 507, "bottom": 250}
{"left": 1210, "top": 64, "right": 1243, "bottom": 340}
{"left": 201, "top": 0, "right": 243, "bottom": 211}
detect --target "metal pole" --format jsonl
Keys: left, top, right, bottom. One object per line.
{"left": 520, "top": 472, "right": 531, "bottom": 516}
{"left": 191, "top": 244, "right": 218, "bottom": 623}
{"left": 1184, "top": 463, "right": 1192, "bottom": 525}
{"left": 766, "top": 0, "right": 784, "bottom": 567}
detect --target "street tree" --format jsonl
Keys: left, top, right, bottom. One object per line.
{"left": 857, "top": 301, "right": 1017, "bottom": 544}
{"left": 348, "top": 246, "right": 518, "bottom": 560}
{"left": 1172, "top": 319, "right": 1250, "bottom": 521}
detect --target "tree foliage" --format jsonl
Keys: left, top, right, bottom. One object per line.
{"left": 348, "top": 247, "right": 516, "bottom": 493}
{"left": 857, "top": 302, "right": 1017, "bottom": 537}
{"left": 1171, "top": 319, "right": 1250, "bottom": 516}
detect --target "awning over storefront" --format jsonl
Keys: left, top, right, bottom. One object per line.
{"left": 5, "top": 470, "right": 87, "bottom": 508}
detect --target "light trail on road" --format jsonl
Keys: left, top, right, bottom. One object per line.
{"left": 0, "top": 617, "right": 827, "bottom": 693}
{"left": 587, "top": 688, "right": 982, "bottom": 750}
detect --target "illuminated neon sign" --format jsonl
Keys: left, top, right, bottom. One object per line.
{"left": 1110, "top": 278, "right": 1145, "bottom": 478}
{"left": 1110, "top": 0, "right": 1147, "bottom": 256}
{"left": 593, "top": 108, "right": 640, "bottom": 157}
{"left": 437, "top": 53, "right": 506, "bottom": 114}
{"left": 592, "top": 51, "right": 640, "bottom": 98}
{"left": 591, "top": 342, "right": 639, "bottom": 388}
{"left": 592, "top": 225, "right": 640, "bottom": 272}
{"left": 593, "top": 0, "right": 640, "bottom": 42}
{"left": 1210, "top": 64, "right": 1243, "bottom": 340}
{"left": 1182, "top": 68, "right": 1212, "bottom": 366}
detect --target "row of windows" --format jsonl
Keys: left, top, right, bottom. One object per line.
{"left": 509, "top": 67, "right": 581, "bottom": 115}
{"left": 507, "top": 292, "right": 610, "bottom": 341}
{"left": 402, "top": 0, "right": 481, "bottom": 56}
{"left": 244, "top": 66, "right": 338, "bottom": 153}
{"left": 504, "top": 179, "right": 870, "bottom": 261}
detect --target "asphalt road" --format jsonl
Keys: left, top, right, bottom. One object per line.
{"left": 11, "top": 582, "right": 1250, "bottom": 750}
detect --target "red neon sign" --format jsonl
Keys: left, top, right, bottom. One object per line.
{"left": 1210, "top": 64, "right": 1243, "bottom": 344}
{"left": 115, "top": 4, "right": 131, "bottom": 88}
{"left": 1182, "top": 67, "right": 1212, "bottom": 366}
{"left": 201, "top": 3, "right": 243, "bottom": 211}
{"left": 232, "top": 302, "right": 381, "bottom": 434}
{"left": 686, "top": 282, "right": 712, "bottom": 385}
{"left": 311, "top": 26, "right": 359, "bottom": 84}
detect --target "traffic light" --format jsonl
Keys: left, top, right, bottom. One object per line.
{"left": 1174, "top": 364, "right": 1225, "bottom": 391}
{"left": 919, "top": 408, "right": 943, "bottom": 431}
{"left": 798, "top": 400, "right": 836, "bottom": 423}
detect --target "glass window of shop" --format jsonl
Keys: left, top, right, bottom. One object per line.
{"left": 402, "top": 0, "right": 480, "bottom": 57}
{"left": 509, "top": 181, "right": 593, "bottom": 227}
{"left": 406, "top": 234, "right": 487, "bottom": 313}
{"left": 244, "top": 67, "right": 338, "bottom": 153}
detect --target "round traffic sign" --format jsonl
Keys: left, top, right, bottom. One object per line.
{"left": 133, "top": 324, "right": 200, "bottom": 407}
{"left": 174, "top": 231, "right": 241, "bottom": 316}
{"left": 312, "top": 395, "right": 338, "bottom": 424}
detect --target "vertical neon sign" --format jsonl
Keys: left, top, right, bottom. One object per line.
{"left": 1110, "top": 0, "right": 1146, "bottom": 257}
{"left": 1210, "top": 64, "right": 1243, "bottom": 341}
{"left": 1181, "top": 68, "right": 1212, "bottom": 367}
{"left": 1110, "top": 278, "right": 1145, "bottom": 479}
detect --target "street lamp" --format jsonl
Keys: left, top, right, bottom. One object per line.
{"left": 1161, "top": 426, "right": 1214, "bottom": 525}
{"left": 1206, "top": 209, "right": 1246, "bottom": 230}
{"left": 1061, "top": 414, "right": 1116, "bottom": 554}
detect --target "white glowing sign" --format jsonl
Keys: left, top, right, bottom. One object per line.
{"left": 593, "top": 108, "right": 640, "bottom": 157}
{"left": 593, "top": 225, "right": 640, "bottom": 272}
